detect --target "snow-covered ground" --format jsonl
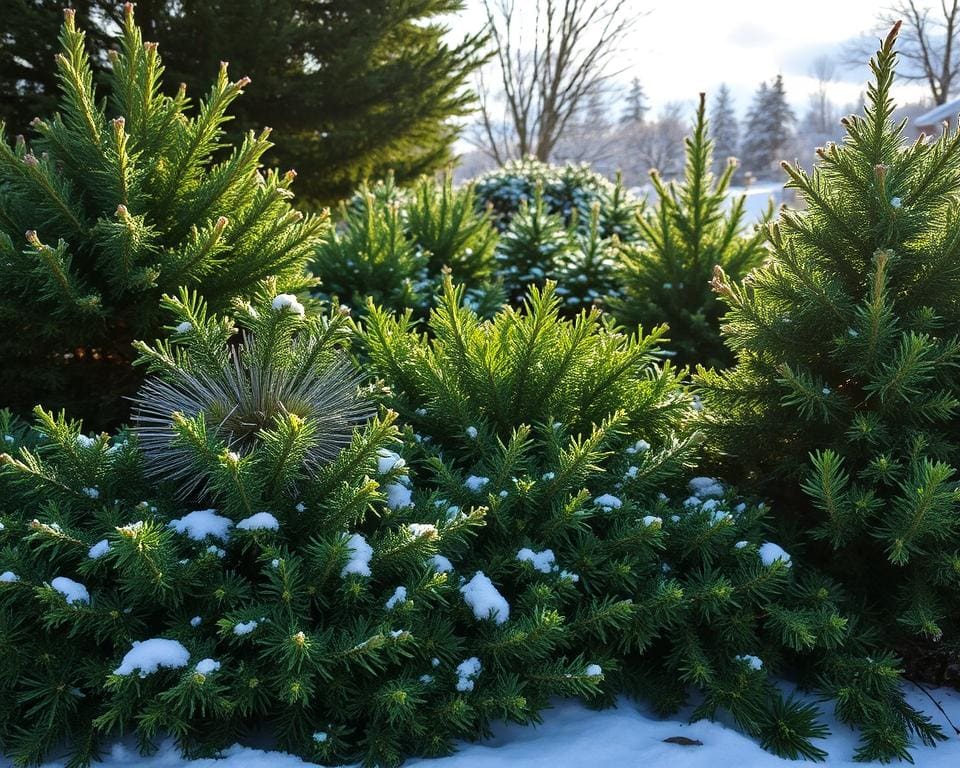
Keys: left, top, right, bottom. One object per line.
{"left": 9, "top": 685, "right": 960, "bottom": 768}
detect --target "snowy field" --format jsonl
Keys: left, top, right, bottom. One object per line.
{"left": 7, "top": 685, "right": 960, "bottom": 768}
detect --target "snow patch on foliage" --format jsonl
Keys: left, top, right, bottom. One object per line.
{"left": 460, "top": 572, "right": 510, "bottom": 624}
{"left": 759, "top": 542, "right": 791, "bottom": 567}
{"left": 236, "top": 512, "right": 280, "bottom": 532}
{"left": 593, "top": 493, "right": 622, "bottom": 509}
{"left": 168, "top": 509, "right": 232, "bottom": 542}
{"left": 456, "top": 657, "right": 482, "bottom": 692}
{"left": 0, "top": 571, "right": 19, "bottom": 583}
{"left": 341, "top": 533, "right": 373, "bottom": 577}
{"left": 51, "top": 576, "right": 89, "bottom": 605}
{"left": 688, "top": 477, "right": 724, "bottom": 498}
{"left": 464, "top": 475, "right": 489, "bottom": 492}
{"left": 386, "top": 586, "right": 407, "bottom": 610}
{"left": 385, "top": 482, "right": 414, "bottom": 509}
{"left": 516, "top": 548, "right": 556, "bottom": 573}
{"left": 271, "top": 294, "right": 305, "bottom": 315}
{"left": 430, "top": 554, "right": 454, "bottom": 573}
{"left": 233, "top": 620, "right": 259, "bottom": 636}
{"left": 114, "top": 638, "right": 190, "bottom": 677}
{"left": 736, "top": 654, "right": 764, "bottom": 670}
{"left": 195, "top": 658, "right": 221, "bottom": 675}
{"left": 88, "top": 539, "right": 110, "bottom": 559}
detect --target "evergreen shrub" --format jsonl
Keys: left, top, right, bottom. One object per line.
{"left": 696, "top": 23, "right": 960, "bottom": 715}
{"left": 0, "top": 6, "right": 324, "bottom": 427}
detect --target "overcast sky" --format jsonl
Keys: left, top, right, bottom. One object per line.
{"left": 448, "top": 0, "right": 932, "bottom": 121}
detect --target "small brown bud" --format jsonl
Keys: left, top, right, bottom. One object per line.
{"left": 144, "top": 42, "right": 158, "bottom": 54}
{"left": 284, "top": 169, "right": 298, "bottom": 182}
{"left": 116, "top": 204, "right": 129, "bottom": 218}
{"left": 63, "top": 8, "right": 75, "bottom": 22}
{"left": 112, "top": 116, "right": 125, "bottom": 130}
{"left": 123, "top": 2, "right": 134, "bottom": 17}
{"left": 30, "top": 117, "right": 42, "bottom": 127}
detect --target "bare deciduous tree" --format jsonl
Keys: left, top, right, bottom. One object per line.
{"left": 849, "top": 1, "right": 960, "bottom": 105}
{"left": 473, "top": 0, "right": 641, "bottom": 164}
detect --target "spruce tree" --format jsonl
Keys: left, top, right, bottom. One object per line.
{"left": 710, "top": 84, "right": 740, "bottom": 179}
{"left": 696, "top": 23, "right": 960, "bottom": 706}
{"left": 621, "top": 77, "right": 649, "bottom": 125}
{"left": 612, "top": 94, "right": 769, "bottom": 368}
{"left": 741, "top": 75, "right": 796, "bottom": 180}
{"left": 0, "top": 6, "right": 324, "bottom": 428}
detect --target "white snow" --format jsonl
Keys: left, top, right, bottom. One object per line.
{"left": 236, "top": 512, "right": 280, "bottom": 532}
{"left": 456, "top": 657, "right": 482, "bottom": 692}
{"left": 460, "top": 572, "right": 510, "bottom": 624}
{"left": 76, "top": 434, "right": 97, "bottom": 448}
{"left": 271, "top": 294, "right": 305, "bottom": 316}
{"left": 341, "top": 533, "right": 373, "bottom": 577}
{"left": 377, "top": 449, "right": 404, "bottom": 474}
{"left": 233, "top": 620, "right": 259, "bottom": 636}
{"left": 385, "top": 586, "right": 407, "bottom": 610}
{"left": 465, "top": 475, "right": 490, "bottom": 492}
{"left": 736, "top": 655, "right": 764, "bottom": 671}
{"left": 88, "top": 539, "right": 110, "bottom": 559}
{"left": 466, "top": 426, "right": 478, "bottom": 439}
{"left": 735, "top": 541, "right": 749, "bottom": 550}
{"left": 594, "top": 493, "right": 622, "bottom": 509}
{"left": 626, "top": 439, "right": 650, "bottom": 454}
{"left": 175, "top": 321, "right": 192, "bottom": 333}
{"left": 114, "top": 638, "right": 190, "bottom": 677}
{"left": 51, "top": 576, "right": 89, "bottom": 605}
{"left": 688, "top": 477, "right": 724, "bottom": 498}
{"left": 408, "top": 523, "right": 437, "bottom": 538}
{"left": 585, "top": 664, "right": 603, "bottom": 677}
{"left": 6, "top": 686, "right": 960, "bottom": 768}
{"left": 642, "top": 516, "right": 662, "bottom": 527}
{"left": 194, "top": 658, "right": 221, "bottom": 675}
{"left": 377, "top": 448, "right": 406, "bottom": 475}
{"left": 190, "top": 616, "right": 202, "bottom": 627}
{"left": 516, "top": 548, "right": 556, "bottom": 573}
{"left": 384, "top": 482, "right": 414, "bottom": 509}
{"left": 0, "top": 571, "right": 19, "bottom": 583}
{"left": 168, "top": 510, "right": 233, "bottom": 542}
{"left": 431, "top": 554, "right": 454, "bottom": 573}
{"left": 758, "top": 542, "right": 792, "bottom": 568}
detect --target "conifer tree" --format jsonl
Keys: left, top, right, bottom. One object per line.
{"left": 359, "top": 276, "right": 940, "bottom": 760}
{"left": 0, "top": 6, "right": 325, "bottom": 428}
{"left": 697, "top": 23, "right": 960, "bottom": 703}
{"left": 0, "top": 1, "right": 487, "bottom": 206}
{"left": 621, "top": 77, "right": 649, "bottom": 125}
{"left": 741, "top": 75, "right": 796, "bottom": 179}
{"left": 612, "top": 94, "right": 769, "bottom": 368}
{"left": 710, "top": 84, "right": 740, "bottom": 178}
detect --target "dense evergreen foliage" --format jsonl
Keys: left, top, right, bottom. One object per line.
{"left": 0, "top": 1, "right": 486, "bottom": 205}
{"left": 472, "top": 158, "right": 642, "bottom": 239}
{"left": 612, "top": 94, "right": 769, "bottom": 368}
{"left": 697, "top": 23, "right": 960, "bottom": 686}
{"left": 0, "top": 7, "right": 324, "bottom": 428}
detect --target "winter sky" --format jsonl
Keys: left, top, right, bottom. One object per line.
{"left": 448, "top": 0, "right": 933, "bottom": 121}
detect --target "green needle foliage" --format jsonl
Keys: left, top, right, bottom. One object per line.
{"left": 357, "top": 276, "right": 919, "bottom": 760}
{"left": 0, "top": 289, "right": 617, "bottom": 767}
{"left": 0, "top": 6, "right": 325, "bottom": 428}
{"left": 313, "top": 174, "right": 499, "bottom": 318}
{"left": 612, "top": 93, "right": 769, "bottom": 369}
{"left": 696, "top": 22, "right": 960, "bottom": 709}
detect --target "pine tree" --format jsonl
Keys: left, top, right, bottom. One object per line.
{"left": 741, "top": 75, "right": 796, "bottom": 180}
{"left": 621, "top": 77, "right": 649, "bottom": 125}
{"left": 358, "top": 276, "right": 937, "bottom": 760}
{"left": 710, "top": 84, "right": 740, "bottom": 178}
{"left": 612, "top": 94, "right": 770, "bottom": 368}
{"left": 0, "top": 6, "right": 325, "bottom": 428}
{"left": 696, "top": 23, "right": 960, "bottom": 712}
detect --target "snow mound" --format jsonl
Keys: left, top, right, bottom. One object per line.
{"left": 114, "top": 638, "right": 190, "bottom": 677}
